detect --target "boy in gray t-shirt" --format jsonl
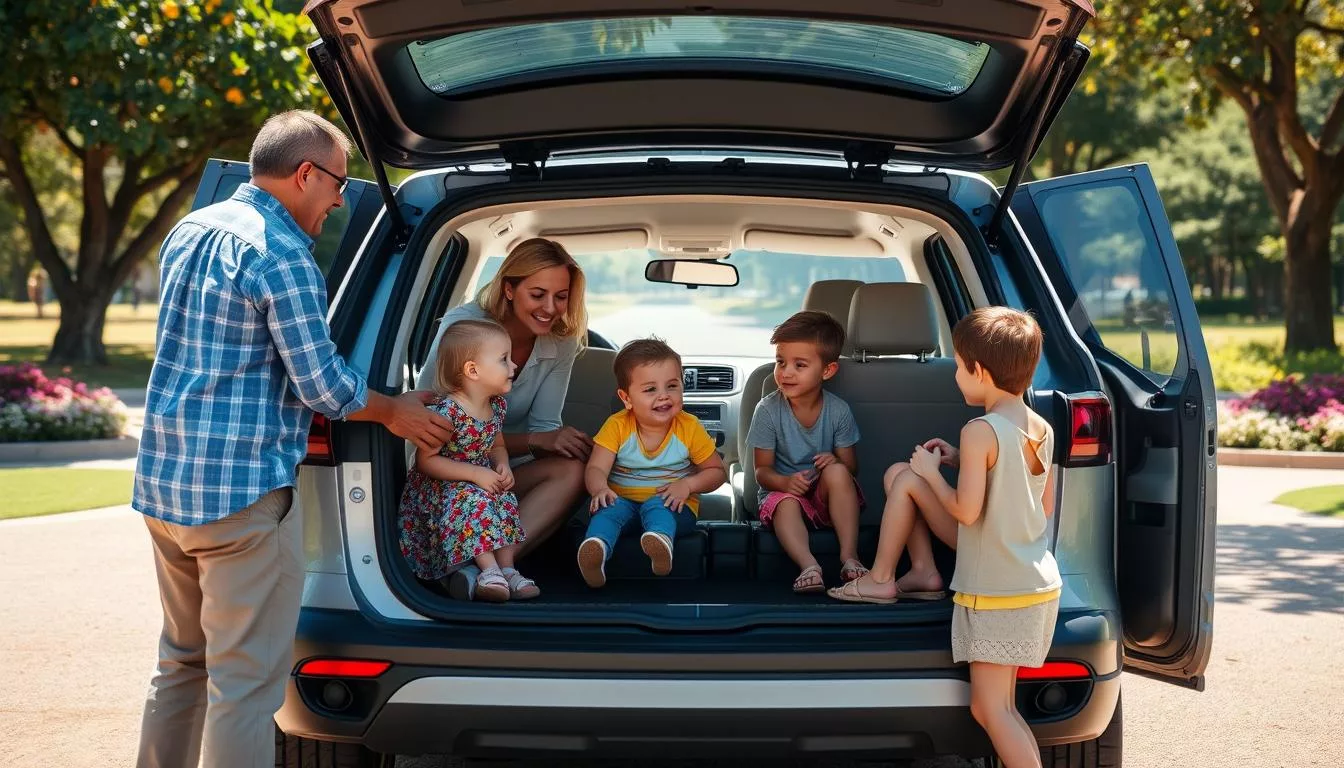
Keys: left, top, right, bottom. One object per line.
{"left": 747, "top": 311, "right": 865, "bottom": 594}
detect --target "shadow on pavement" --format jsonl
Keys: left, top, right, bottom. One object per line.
{"left": 1215, "top": 521, "right": 1344, "bottom": 615}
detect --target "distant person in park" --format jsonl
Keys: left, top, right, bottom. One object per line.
{"left": 26, "top": 266, "right": 45, "bottom": 318}
{"left": 131, "top": 110, "right": 450, "bottom": 768}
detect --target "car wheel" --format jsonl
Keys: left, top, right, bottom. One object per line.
{"left": 1038, "top": 693, "right": 1123, "bottom": 768}
{"left": 275, "top": 726, "right": 388, "bottom": 768}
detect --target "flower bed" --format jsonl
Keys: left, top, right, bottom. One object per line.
{"left": 1219, "top": 374, "right": 1344, "bottom": 452}
{"left": 0, "top": 363, "right": 128, "bottom": 442}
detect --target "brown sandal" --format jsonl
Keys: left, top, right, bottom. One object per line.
{"left": 827, "top": 578, "right": 900, "bottom": 604}
{"left": 840, "top": 559, "right": 869, "bottom": 583}
{"left": 792, "top": 564, "right": 826, "bottom": 594}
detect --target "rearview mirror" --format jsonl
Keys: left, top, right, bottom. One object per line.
{"left": 645, "top": 259, "right": 739, "bottom": 288}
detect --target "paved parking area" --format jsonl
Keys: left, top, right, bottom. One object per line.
{"left": 1, "top": 466, "right": 1341, "bottom": 767}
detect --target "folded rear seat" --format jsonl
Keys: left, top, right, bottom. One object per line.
{"left": 753, "top": 282, "right": 978, "bottom": 583}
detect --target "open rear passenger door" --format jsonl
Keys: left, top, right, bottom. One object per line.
{"left": 191, "top": 158, "right": 384, "bottom": 300}
{"left": 1008, "top": 164, "right": 1216, "bottom": 690}
{"left": 191, "top": 158, "right": 385, "bottom": 464}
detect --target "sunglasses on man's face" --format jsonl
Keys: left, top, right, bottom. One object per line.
{"left": 306, "top": 160, "right": 349, "bottom": 194}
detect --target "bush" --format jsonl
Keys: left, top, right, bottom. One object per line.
{"left": 0, "top": 363, "right": 128, "bottom": 442}
{"left": 1209, "top": 340, "right": 1344, "bottom": 394}
{"left": 1194, "top": 297, "right": 1257, "bottom": 316}
{"left": 1219, "top": 375, "right": 1344, "bottom": 452}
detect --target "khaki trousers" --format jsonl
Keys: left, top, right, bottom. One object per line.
{"left": 136, "top": 488, "right": 302, "bottom": 768}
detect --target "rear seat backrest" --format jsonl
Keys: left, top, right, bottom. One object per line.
{"left": 737, "top": 280, "right": 863, "bottom": 517}
{"left": 832, "top": 282, "right": 979, "bottom": 524}
{"left": 561, "top": 347, "right": 622, "bottom": 439}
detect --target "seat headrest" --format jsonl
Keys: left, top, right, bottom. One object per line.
{"left": 846, "top": 282, "right": 939, "bottom": 359}
{"left": 802, "top": 280, "right": 862, "bottom": 357}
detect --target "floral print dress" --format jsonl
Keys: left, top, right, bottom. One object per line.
{"left": 398, "top": 394, "right": 524, "bottom": 580}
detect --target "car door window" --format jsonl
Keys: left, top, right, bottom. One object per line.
{"left": 1032, "top": 179, "right": 1182, "bottom": 386}
{"left": 206, "top": 175, "right": 363, "bottom": 279}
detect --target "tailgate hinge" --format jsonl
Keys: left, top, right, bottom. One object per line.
{"left": 502, "top": 141, "right": 549, "bottom": 181}
{"left": 984, "top": 42, "right": 1086, "bottom": 247}
{"left": 321, "top": 44, "right": 412, "bottom": 250}
{"left": 844, "top": 142, "right": 891, "bottom": 182}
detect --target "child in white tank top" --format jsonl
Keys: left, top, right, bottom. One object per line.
{"left": 830, "top": 306, "right": 1059, "bottom": 768}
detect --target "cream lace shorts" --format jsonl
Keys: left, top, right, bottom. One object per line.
{"left": 951, "top": 597, "right": 1059, "bottom": 668}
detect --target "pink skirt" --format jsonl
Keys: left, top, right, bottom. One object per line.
{"left": 758, "top": 475, "right": 864, "bottom": 529}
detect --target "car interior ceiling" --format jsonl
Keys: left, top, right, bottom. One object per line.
{"left": 385, "top": 195, "right": 997, "bottom": 608}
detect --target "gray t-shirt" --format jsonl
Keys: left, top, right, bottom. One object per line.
{"left": 746, "top": 389, "right": 860, "bottom": 501}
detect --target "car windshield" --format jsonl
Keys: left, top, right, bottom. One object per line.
{"left": 472, "top": 250, "right": 906, "bottom": 356}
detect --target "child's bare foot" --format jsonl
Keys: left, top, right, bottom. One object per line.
{"left": 895, "top": 566, "right": 944, "bottom": 595}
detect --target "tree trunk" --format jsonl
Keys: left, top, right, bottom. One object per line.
{"left": 1282, "top": 194, "right": 1339, "bottom": 351}
{"left": 47, "top": 286, "right": 113, "bottom": 365}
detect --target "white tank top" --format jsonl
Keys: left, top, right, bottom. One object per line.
{"left": 948, "top": 412, "right": 1063, "bottom": 597}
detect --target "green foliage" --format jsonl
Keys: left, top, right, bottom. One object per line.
{"left": 1033, "top": 58, "right": 1183, "bottom": 178}
{"left": 0, "top": 0, "right": 333, "bottom": 363}
{"left": 1209, "top": 339, "right": 1344, "bottom": 393}
{"left": 0, "top": 0, "right": 327, "bottom": 162}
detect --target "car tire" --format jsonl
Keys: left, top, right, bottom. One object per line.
{"left": 274, "top": 726, "right": 387, "bottom": 768}
{"left": 1038, "top": 693, "right": 1123, "bottom": 768}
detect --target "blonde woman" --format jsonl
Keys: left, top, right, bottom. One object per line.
{"left": 419, "top": 238, "right": 591, "bottom": 599}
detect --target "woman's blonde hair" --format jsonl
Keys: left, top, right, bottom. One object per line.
{"left": 434, "top": 319, "right": 510, "bottom": 394}
{"left": 476, "top": 237, "right": 588, "bottom": 344}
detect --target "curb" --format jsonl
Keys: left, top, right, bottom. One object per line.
{"left": 1217, "top": 448, "right": 1344, "bottom": 470}
{"left": 0, "top": 436, "right": 139, "bottom": 463}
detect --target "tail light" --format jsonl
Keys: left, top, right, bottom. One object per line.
{"left": 1017, "top": 660, "right": 1092, "bottom": 681}
{"left": 1066, "top": 395, "right": 1111, "bottom": 467}
{"left": 304, "top": 414, "right": 335, "bottom": 466}
{"left": 296, "top": 658, "right": 391, "bottom": 678}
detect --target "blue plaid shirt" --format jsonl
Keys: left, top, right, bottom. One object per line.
{"left": 133, "top": 184, "right": 368, "bottom": 525}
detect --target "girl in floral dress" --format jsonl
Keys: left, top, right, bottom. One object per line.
{"left": 398, "top": 319, "right": 537, "bottom": 602}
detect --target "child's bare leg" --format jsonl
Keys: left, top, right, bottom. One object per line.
{"left": 772, "top": 499, "right": 821, "bottom": 584}
{"left": 494, "top": 545, "right": 516, "bottom": 570}
{"left": 970, "top": 663, "right": 1042, "bottom": 768}
{"left": 817, "top": 462, "right": 861, "bottom": 565}
{"left": 870, "top": 462, "right": 958, "bottom": 587}
{"left": 864, "top": 467, "right": 922, "bottom": 587}
{"left": 474, "top": 551, "right": 500, "bottom": 572}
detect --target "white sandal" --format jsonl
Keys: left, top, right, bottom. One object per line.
{"left": 475, "top": 567, "right": 511, "bottom": 603}
{"left": 501, "top": 567, "right": 541, "bottom": 600}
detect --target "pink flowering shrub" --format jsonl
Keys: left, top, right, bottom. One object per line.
{"left": 1219, "top": 375, "right": 1344, "bottom": 452}
{"left": 0, "top": 363, "right": 128, "bottom": 442}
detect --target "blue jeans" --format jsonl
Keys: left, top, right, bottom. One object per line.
{"left": 584, "top": 496, "right": 697, "bottom": 562}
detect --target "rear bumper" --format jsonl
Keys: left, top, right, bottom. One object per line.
{"left": 276, "top": 607, "right": 1122, "bottom": 759}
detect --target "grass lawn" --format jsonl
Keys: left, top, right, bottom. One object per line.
{"left": 0, "top": 300, "right": 156, "bottom": 390}
{"left": 0, "top": 467, "right": 135, "bottom": 520}
{"left": 1272, "top": 485, "right": 1344, "bottom": 518}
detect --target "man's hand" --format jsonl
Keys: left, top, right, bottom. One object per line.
{"left": 386, "top": 391, "right": 453, "bottom": 452}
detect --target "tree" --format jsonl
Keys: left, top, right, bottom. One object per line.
{"left": 1033, "top": 61, "right": 1183, "bottom": 179}
{"left": 1148, "top": 104, "right": 1283, "bottom": 313}
{"left": 1095, "top": 1, "right": 1344, "bottom": 351}
{"left": 0, "top": 0, "right": 330, "bottom": 364}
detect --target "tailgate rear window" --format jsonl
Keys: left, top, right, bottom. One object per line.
{"left": 409, "top": 16, "right": 990, "bottom": 97}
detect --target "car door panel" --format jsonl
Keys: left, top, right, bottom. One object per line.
{"left": 1008, "top": 163, "right": 1216, "bottom": 690}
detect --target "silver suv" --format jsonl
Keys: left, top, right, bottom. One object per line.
{"left": 192, "top": 2, "right": 1217, "bottom": 765}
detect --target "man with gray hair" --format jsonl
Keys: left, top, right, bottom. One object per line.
{"left": 133, "top": 110, "right": 449, "bottom": 768}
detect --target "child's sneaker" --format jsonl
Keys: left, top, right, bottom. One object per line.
{"left": 577, "top": 537, "right": 607, "bottom": 588}
{"left": 640, "top": 531, "right": 674, "bottom": 576}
